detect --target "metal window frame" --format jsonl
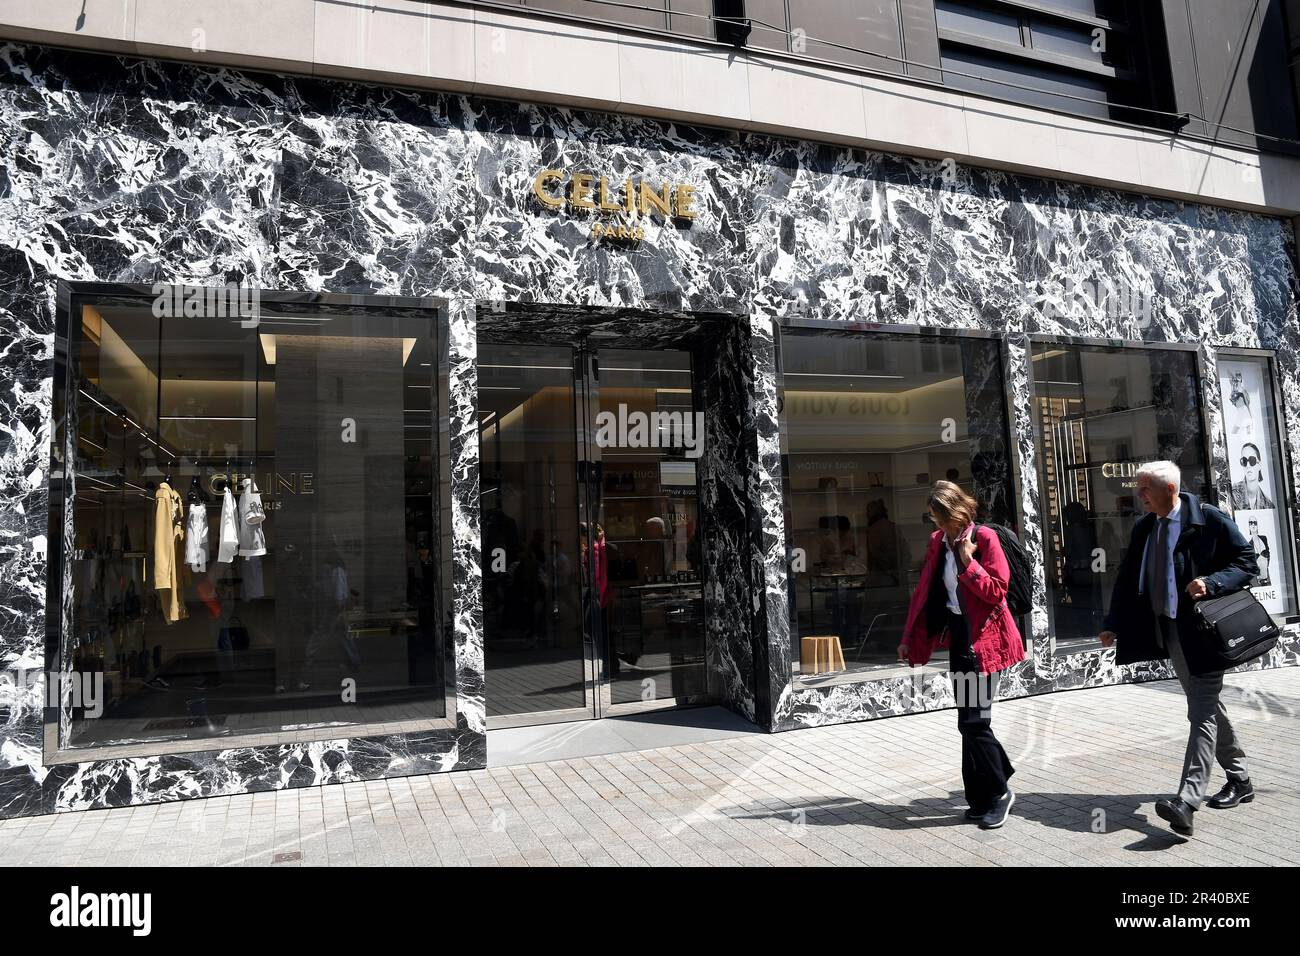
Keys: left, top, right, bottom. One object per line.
{"left": 772, "top": 316, "right": 1016, "bottom": 686}
{"left": 46, "top": 281, "right": 460, "bottom": 764}
{"left": 474, "top": 310, "right": 716, "bottom": 729}
{"left": 1024, "top": 331, "right": 1214, "bottom": 657}
{"left": 938, "top": 28, "right": 1125, "bottom": 79}
{"left": 984, "top": 0, "right": 1121, "bottom": 32}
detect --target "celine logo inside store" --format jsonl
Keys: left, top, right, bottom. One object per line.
{"left": 531, "top": 169, "right": 697, "bottom": 242}
{"left": 1101, "top": 461, "right": 1139, "bottom": 488}
{"left": 1100, "top": 462, "right": 1139, "bottom": 478}
{"left": 205, "top": 472, "right": 315, "bottom": 497}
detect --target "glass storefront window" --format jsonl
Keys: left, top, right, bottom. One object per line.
{"left": 1032, "top": 343, "right": 1210, "bottom": 653}
{"left": 779, "top": 329, "right": 1014, "bottom": 681}
{"left": 1217, "top": 354, "right": 1296, "bottom": 616}
{"left": 63, "top": 293, "right": 447, "bottom": 749}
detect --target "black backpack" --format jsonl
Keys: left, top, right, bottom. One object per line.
{"left": 977, "top": 523, "right": 1032, "bottom": 617}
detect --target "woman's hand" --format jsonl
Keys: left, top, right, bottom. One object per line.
{"left": 953, "top": 525, "right": 976, "bottom": 568}
{"left": 897, "top": 643, "right": 910, "bottom": 665}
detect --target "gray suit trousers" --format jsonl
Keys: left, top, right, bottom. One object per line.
{"left": 1159, "top": 615, "right": 1250, "bottom": 807}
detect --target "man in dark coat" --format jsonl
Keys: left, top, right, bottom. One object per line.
{"left": 1099, "top": 460, "right": 1258, "bottom": 837}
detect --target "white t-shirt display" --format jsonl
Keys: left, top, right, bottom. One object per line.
{"left": 238, "top": 479, "right": 266, "bottom": 557}
{"left": 184, "top": 502, "right": 208, "bottom": 572}
{"left": 216, "top": 488, "right": 240, "bottom": 564}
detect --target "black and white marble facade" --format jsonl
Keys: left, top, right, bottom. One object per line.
{"left": 0, "top": 40, "right": 1297, "bottom": 816}
{"left": 746, "top": 315, "right": 789, "bottom": 727}
{"left": 445, "top": 300, "right": 486, "bottom": 739}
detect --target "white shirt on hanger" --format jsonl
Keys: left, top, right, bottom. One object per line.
{"left": 238, "top": 479, "right": 266, "bottom": 557}
{"left": 185, "top": 502, "right": 208, "bottom": 572}
{"left": 217, "top": 488, "right": 240, "bottom": 564}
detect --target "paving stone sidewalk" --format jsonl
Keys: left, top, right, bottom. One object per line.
{"left": 2, "top": 667, "right": 1297, "bottom": 866}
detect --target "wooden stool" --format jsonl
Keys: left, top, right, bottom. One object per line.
{"left": 801, "top": 635, "right": 846, "bottom": 674}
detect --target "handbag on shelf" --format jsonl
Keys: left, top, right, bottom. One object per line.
{"left": 1185, "top": 587, "right": 1279, "bottom": 676}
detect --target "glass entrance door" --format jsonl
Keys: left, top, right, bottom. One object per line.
{"left": 480, "top": 344, "right": 707, "bottom": 726}
{"left": 592, "top": 349, "right": 707, "bottom": 709}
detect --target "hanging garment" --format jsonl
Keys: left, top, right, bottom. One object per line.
{"left": 152, "top": 482, "right": 188, "bottom": 624}
{"left": 185, "top": 503, "right": 209, "bottom": 572}
{"left": 238, "top": 479, "right": 267, "bottom": 557}
{"left": 217, "top": 487, "right": 239, "bottom": 564}
{"left": 242, "top": 554, "right": 265, "bottom": 600}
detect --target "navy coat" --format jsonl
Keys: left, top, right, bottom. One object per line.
{"left": 1103, "top": 492, "right": 1258, "bottom": 665}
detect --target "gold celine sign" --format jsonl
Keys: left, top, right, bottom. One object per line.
{"left": 532, "top": 169, "right": 697, "bottom": 242}
{"left": 1100, "top": 462, "right": 1139, "bottom": 479}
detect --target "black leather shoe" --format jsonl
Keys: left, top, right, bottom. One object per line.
{"left": 1155, "top": 797, "right": 1195, "bottom": 836}
{"left": 964, "top": 807, "right": 985, "bottom": 821}
{"left": 1206, "top": 778, "right": 1254, "bottom": 809}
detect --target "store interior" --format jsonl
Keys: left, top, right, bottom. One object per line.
{"left": 64, "top": 301, "right": 447, "bottom": 750}
{"left": 780, "top": 331, "right": 1011, "bottom": 681}
{"left": 478, "top": 343, "right": 706, "bottom": 722}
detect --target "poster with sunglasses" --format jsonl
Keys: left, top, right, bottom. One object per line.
{"left": 1219, "top": 360, "right": 1276, "bottom": 511}
{"left": 1218, "top": 358, "right": 1293, "bottom": 615}
{"left": 1237, "top": 509, "right": 1283, "bottom": 613}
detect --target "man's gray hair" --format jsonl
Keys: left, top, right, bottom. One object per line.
{"left": 1136, "top": 460, "right": 1181, "bottom": 493}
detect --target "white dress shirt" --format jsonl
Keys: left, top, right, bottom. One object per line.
{"left": 942, "top": 537, "right": 962, "bottom": 614}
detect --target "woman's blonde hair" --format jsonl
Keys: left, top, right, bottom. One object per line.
{"left": 928, "top": 480, "right": 978, "bottom": 528}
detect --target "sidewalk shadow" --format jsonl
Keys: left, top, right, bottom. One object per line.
{"left": 728, "top": 790, "right": 1191, "bottom": 850}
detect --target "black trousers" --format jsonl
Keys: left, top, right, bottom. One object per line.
{"left": 948, "top": 610, "right": 1014, "bottom": 812}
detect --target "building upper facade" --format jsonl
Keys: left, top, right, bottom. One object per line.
{"left": 2, "top": 0, "right": 1300, "bottom": 216}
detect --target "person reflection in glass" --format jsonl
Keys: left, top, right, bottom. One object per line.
{"left": 865, "top": 499, "right": 906, "bottom": 587}
{"left": 1231, "top": 443, "right": 1274, "bottom": 509}
{"left": 1062, "top": 500, "right": 1101, "bottom": 632}
{"left": 580, "top": 522, "right": 614, "bottom": 673}
{"left": 321, "top": 549, "right": 356, "bottom": 677}
{"left": 512, "top": 529, "right": 548, "bottom": 650}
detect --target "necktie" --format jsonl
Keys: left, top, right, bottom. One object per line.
{"left": 1147, "top": 516, "right": 1171, "bottom": 618}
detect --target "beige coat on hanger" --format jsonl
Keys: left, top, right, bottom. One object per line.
{"left": 153, "top": 481, "right": 188, "bottom": 624}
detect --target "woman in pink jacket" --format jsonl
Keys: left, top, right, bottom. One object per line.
{"left": 898, "top": 481, "right": 1025, "bottom": 829}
